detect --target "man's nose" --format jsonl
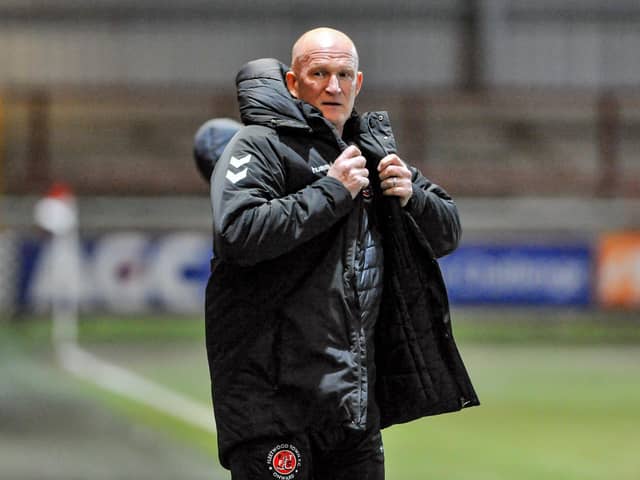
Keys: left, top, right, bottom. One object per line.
{"left": 325, "top": 74, "right": 341, "bottom": 94}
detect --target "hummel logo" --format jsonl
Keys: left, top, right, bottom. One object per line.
{"left": 230, "top": 154, "right": 251, "bottom": 168}
{"left": 226, "top": 169, "right": 247, "bottom": 184}
{"left": 226, "top": 154, "right": 251, "bottom": 184}
{"left": 312, "top": 165, "right": 330, "bottom": 174}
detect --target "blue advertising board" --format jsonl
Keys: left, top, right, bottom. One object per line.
{"left": 17, "top": 233, "right": 593, "bottom": 312}
{"left": 17, "top": 232, "right": 212, "bottom": 314}
{"left": 438, "top": 244, "right": 592, "bottom": 306}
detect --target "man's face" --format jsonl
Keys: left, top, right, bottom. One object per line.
{"left": 286, "top": 49, "right": 363, "bottom": 134}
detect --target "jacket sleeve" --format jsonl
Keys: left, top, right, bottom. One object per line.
{"left": 210, "top": 129, "right": 354, "bottom": 266}
{"left": 402, "top": 167, "right": 462, "bottom": 258}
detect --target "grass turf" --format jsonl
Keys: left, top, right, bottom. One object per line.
{"left": 3, "top": 310, "right": 640, "bottom": 479}
{"left": 382, "top": 344, "right": 640, "bottom": 480}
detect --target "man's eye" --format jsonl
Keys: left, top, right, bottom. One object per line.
{"left": 313, "top": 71, "right": 325, "bottom": 77}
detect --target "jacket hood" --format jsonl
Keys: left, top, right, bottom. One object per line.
{"left": 236, "top": 58, "right": 309, "bottom": 129}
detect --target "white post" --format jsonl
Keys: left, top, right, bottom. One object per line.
{"left": 33, "top": 184, "right": 80, "bottom": 348}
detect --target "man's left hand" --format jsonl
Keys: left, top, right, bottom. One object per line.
{"left": 378, "top": 154, "right": 413, "bottom": 207}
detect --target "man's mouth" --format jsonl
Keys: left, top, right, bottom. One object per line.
{"left": 322, "top": 102, "right": 342, "bottom": 107}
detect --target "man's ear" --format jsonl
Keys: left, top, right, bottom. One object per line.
{"left": 285, "top": 71, "right": 298, "bottom": 98}
{"left": 355, "top": 71, "right": 363, "bottom": 97}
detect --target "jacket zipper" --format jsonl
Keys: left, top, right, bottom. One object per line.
{"left": 354, "top": 200, "right": 367, "bottom": 426}
{"left": 334, "top": 128, "right": 368, "bottom": 427}
{"left": 345, "top": 197, "right": 366, "bottom": 426}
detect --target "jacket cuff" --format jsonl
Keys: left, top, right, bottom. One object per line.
{"left": 403, "top": 184, "right": 422, "bottom": 215}
{"left": 318, "top": 175, "right": 354, "bottom": 211}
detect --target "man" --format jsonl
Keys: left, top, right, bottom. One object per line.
{"left": 205, "top": 28, "right": 478, "bottom": 480}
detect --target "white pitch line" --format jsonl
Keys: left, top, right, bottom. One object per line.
{"left": 56, "top": 342, "right": 217, "bottom": 434}
{"left": 37, "top": 198, "right": 216, "bottom": 436}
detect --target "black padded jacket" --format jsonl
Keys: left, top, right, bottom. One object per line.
{"left": 205, "top": 58, "right": 479, "bottom": 468}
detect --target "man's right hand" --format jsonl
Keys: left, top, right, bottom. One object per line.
{"left": 327, "top": 145, "right": 369, "bottom": 199}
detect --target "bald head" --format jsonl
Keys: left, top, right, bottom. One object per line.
{"left": 291, "top": 27, "right": 359, "bottom": 73}
{"left": 286, "top": 28, "right": 363, "bottom": 135}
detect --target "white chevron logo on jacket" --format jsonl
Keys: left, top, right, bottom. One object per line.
{"left": 226, "top": 154, "right": 251, "bottom": 184}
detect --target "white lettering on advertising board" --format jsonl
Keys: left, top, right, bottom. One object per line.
{"left": 26, "top": 232, "right": 211, "bottom": 314}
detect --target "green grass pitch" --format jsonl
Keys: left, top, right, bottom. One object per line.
{"left": 4, "top": 309, "right": 640, "bottom": 480}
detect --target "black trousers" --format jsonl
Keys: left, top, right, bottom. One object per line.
{"left": 228, "top": 424, "right": 385, "bottom": 480}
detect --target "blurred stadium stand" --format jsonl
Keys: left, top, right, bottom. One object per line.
{"left": 1, "top": 86, "right": 639, "bottom": 197}
{"left": 1, "top": 0, "right": 639, "bottom": 199}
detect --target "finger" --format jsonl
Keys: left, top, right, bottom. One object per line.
{"left": 351, "top": 155, "right": 367, "bottom": 168}
{"left": 382, "top": 176, "right": 409, "bottom": 191}
{"left": 383, "top": 178, "right": 394, "bottom": 190}
{"left": 381, "top": 178, "right": 396, "bottom": 191}
{"left": 381, "top": 183, "right": 409, "bottom": 196}
{"left": 377, "top": 154, "right": 403, "bottom": 171}
{"left": 379, "top": 173, "right": 399, "bottom": 188}
{"left": 340, "top": 156, "right": 366, "bottom": 171}
{"left": 379, "top": 165, "right": 410, "bottom": 180}
{"left": 341, "top": 145, "right": 362, "bottom": 159}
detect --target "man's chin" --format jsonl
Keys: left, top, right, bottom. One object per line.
{"left": 320, "top": 112, "right": 346, "bottom": 129}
